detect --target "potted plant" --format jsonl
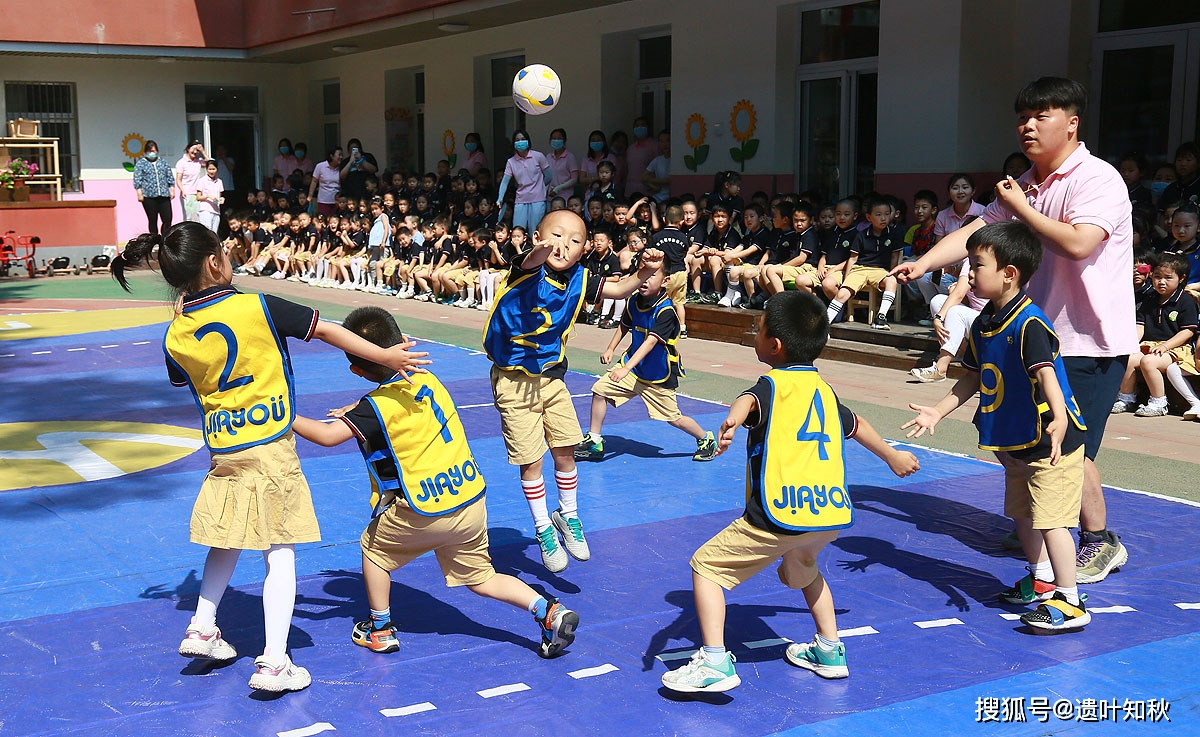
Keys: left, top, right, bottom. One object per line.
{"left": 7, "top": 158, "right": 37, "bottom": 202}
{"left": 0, "top": 170, "right": 12, "bottom": 202}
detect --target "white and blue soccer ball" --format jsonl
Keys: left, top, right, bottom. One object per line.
{"left": 512, "top": 64, "right": 561, "bottom": 116}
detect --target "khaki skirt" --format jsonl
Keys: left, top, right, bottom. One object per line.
{"left": 190, "top": 432, "right": 321, "bottom": 550}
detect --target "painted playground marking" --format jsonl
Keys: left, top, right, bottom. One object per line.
{"left": 1090, "top": 605, "right": 1137, "bottom": 614}
{"left": 1175, "top": 603, "right": 1200, "bottom": 610}
{"left": 380, "top": 702, "right": 437, "bottom": 717}
{"left": 744, "top": 637, "right": 791, "bottom": 649}
{"left": 477, "top": 682, "right": 531, "bottom": 698}
{"left": 568, "top": 663, "right": 619, "bottom": 679}
{"left": 914, "top": 618, "right": 964, "bottom": 629}
{"left": 837, "top": 626, "right": 880, "bottom": 638}
{"left": 276, "top": 723, "right": 335, "bottom": 737}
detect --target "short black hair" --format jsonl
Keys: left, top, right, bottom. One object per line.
{"left": 1155, "top": 253, "right": 1190, "bottom": 281}
{"left": 772, "top": 200, "right": 796, "bottom": 221}
{"left": 1014, "top": 76, "right": 1087, "bottom": 118}
{"left": 913, "top": 189, "right": 939, "bottom": 207}
{"left": 864, "top": 194, "right": 891, "bottom": 214}
{"left": 342, "top": 306, "right": 405, "bottom": 379}
{"left": 762, "top": 291, "right": 829, "bottom": 365}
{"left": 967, "top": 221, "right": 1042, "bottom": 286}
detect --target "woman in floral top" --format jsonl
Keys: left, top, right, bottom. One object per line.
{"left": 132, "top": 140, "right": 176, "bottom": 235}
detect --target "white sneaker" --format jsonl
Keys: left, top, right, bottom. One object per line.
{"left": 535, "top": 525, "right": 569, "bottom": 573}
{"left": 1185, "top": 404, "right": 1200, "bottom": 421}
{"left": 476, "top": 301, "right": 491, "bottom": 311}
{"left": 248, "top": 654, "right": 311, "bottom": 693}
{"left": 909, "top": 366, "right": 947, "bottom": 383}
{"left": 286, "top": 275, "right": 300, "bottom": 282}
{"left": 1110, "top": 399, "right": 1137, "bottom": 414}
{"left": 551, "top": 509, "right": 590, "bottom": 561}
{"left": 729, "top": 293, "right": 744, "bottom": 308}
{"left": 178, "top": 623, "right": 237, "bottom": 661}
{"left": 1134, "top": 402, "right": 1169, "bottom": 417}
{"left": 717, "top": 295, "right": 733, "bottom": 307}
{"left": 661, "top": 650, "right": 740, "bottom": 693}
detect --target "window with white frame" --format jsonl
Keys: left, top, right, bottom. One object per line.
{"left": 4, "top": 81, "right": 80, "bottom": 190}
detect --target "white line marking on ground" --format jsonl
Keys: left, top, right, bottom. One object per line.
{"left": 131, "top": 341, "right": 150, "bottom": 345}
{"left": 68, "top": 347, "right": 86, "bottom": 352}
{"left": 568, "top": 663, "right": 619, "bottom": 679}
{"left": 1090, "top": 605, "right": 1137, "bottom": 614}
{"left": 31, "top": 350, "right": 50, "bottom": 355}
{"left": 477, "top": 682, "right": 530, "bottom": 698}
{"left": 380, "top": 702, "right": 436, "bottom": 717}
{"left": 837, "top": 626, "right": 880, "bottom": 638}
{"left": 914, "top": 618, "right": 964, "bottom": 629}
{"left": 100, "top": 344, "right": 118, "bottom": 349}
{"left": 91, "top": 640, "right": 101, "bottom": 651}
{"left": 1176, "top": 602, "right": 1200, "bottom": 610}
{"left": 710, "top": 364, "right": 723, "bottom": 368}
{"left": 744, "top": 637, "right": 791, "bottom": 649}
{"left": 457, "top": 401, "right": 495, "bottom": 409}
{"left": 277, "top": 723, "right": 335, "bottom": 737}
{"left": 467, "top": 350, "right": 486, "bottom": 356}
{"left": 655, "top": 650, "right": 695, "bottom": 663}
{"left": 998, "top": 613, "right": 1024, "bottom": 621}
{"left": 0, "top": 354, "right": 14, "bottom": 358}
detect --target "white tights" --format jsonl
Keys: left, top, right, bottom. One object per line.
{"left": 193, "top": 544, "right": 297, "bottom": 658}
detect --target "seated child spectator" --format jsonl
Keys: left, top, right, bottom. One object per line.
{"left": 733, "top": 201, "right": 799, "bottom": 307}
{"left": 816, "top": 199, "right": 859, "bottom": 302}
{"left": 661, "top": 292, "right": 919, "bottom": 692}
{"left": 290, "top": 307, "right": 580, "bottom": 659}
{"left": 716, "top": 204, "right": 771, "bottom": 307}
{"left": 580, "top": 229, "right": 624, "bottom": 328}
{"left": 576, "top": 262, "right": 717, "bottom": 462}
{"left": 904, "top": 221, "right": 1091, "bottom": 632}
{"left": 691, "top": 204, "right": 740, "bottom": 302}
{"left": 1111, "top": 253, "right": 1200, "bottom": 419}
{"left": 1165, "top": 202, "right": 1200, "bottom": 291}
{"left": 764, "top": 202, "right": 820, "bottom": 295}
{"left": 824, "top": 195, "right": 902, "bottom": 330}
{"left": 908, "top": 256, "right": 986, "bottom": 382}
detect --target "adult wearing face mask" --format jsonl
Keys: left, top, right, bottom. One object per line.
{"left": 174, "top": 140, "right": 207, "bottom": 222}
{"left": 496, "top": 129, "right": 551, "bottom": 233}
{"left": 132, "top": 140, "right": 175, "bottom": 235}
{"left": 625, "top": 117, "right": 658, "bottom": 197}
{"left": 292, "top": 142, "right": 314, "bottom": 176}
{"left": 462, "top": 132, "right": 487, "bottom": 176}
{"left": 546, "top": 128, "right": 579, "bottom": 202}
{"left": 273, "top": 138, "right": 298, "bottom": 179}
{"left": 339, "top": 137, "right": 379, "bottom": 199}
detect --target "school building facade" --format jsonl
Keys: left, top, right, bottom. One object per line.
{"left": 1, "top": 0, "right": 1197, "bottom": 254}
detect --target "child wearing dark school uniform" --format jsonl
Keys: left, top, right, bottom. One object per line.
{"left": 693, "top": 204, "right": 741, "bottom": 302}
{"left": 818, "top": 199, "right": 862, "bottom": 303}
{"left": 661, "top": 292, "right": 919, "bottom": 693}
{"left": 905, "top": 222, "right": 1091, "bottom": 632}
{"left": 1112, "top": 253, "right": 1200, "bottom": 419}
{"left": 577, "top": 263, "right": 718, "bottom": 462}
{"left": 825, "top": 195, "right": 904, "bottom": 331}
{"left": 716, "top": 204, "right": 771, "bottom": 307}
{"left": 581, "top": 229, "right": 625, "bottom": 328}
{"left": 290, "top": 307, "right": 579, "bottom": 659}
{"left": 111, "top": 223, "right": 429, "bottom": 693}
{"left": 765, "top": 202, "right": 821, "bottom": 295}
{"left": 483, "top": 210, "right": 663, "bottom": 573}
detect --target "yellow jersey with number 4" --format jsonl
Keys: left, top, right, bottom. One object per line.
{"left": 753, "top": 366, "right": 852, "bottom": 532}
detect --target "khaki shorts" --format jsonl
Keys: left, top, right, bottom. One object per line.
{"left": 691, "top": 516, "right": 839, "bottom": 591}
{"left": 1140, "top": 340, "right": 1198, "bottom": 375}
{"left": 665, "top": 270, "right": 688, "bottom": 306}
{"left": 412, "top": 264, "right": 433, "bottom": 277}
{"left": 997, "top": 445, "right": 1084, "bottom": 529}
{"left": 490, "top": 366, "right": 585, "bottom": 465}
{"left": 780, "top": 263, "right": 818, "bottom": 285}
{"left": 823, "top": 267, "right": 845, "bottom": 288}
{"left": 381, "top": 259, "right": 399, "bottom": 277}
{"left": 590, "top": 368, "right": 681, "bottom": 422}
{"left": 448, "top": 267, "right": 479, "bottom": 287}
{"left": 841, "top": 265, "right": 891, "bottom": 294}
{"left": 361, "top": 498, "right": 494, "bottom": 587}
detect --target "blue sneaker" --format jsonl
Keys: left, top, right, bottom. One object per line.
{"left": 536, "top": 525, "right": 568, "bottom": 573}
{"left": 784, "top": 637, "right": 848, "bottom": 679}
{"left": 537, "top": 598, "right": 579, "bottom": 658}
{"left": 661, "top": 650, "right": 740, "bottom": 693}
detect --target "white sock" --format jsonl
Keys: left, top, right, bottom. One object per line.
{"left": 1058, "top": 585, "right": 1080, "bottom": 605}
{"left": 1117, "top": 391, "right": 1137, "bottom": 403}
{"left": 878, "top": 291, "right": 896, "bottom": 317}
{"left": 194, "top": 547, "right": 241, "bottom": 630}
{"left": 555, "top": 468, "right": 579, "bottom": 518}
{"left": 1166, "top": 363, "right": 1200, "bottom": 407}
{"left": 702, "top": 645, "right": 727, "bottom": 664}
{"left": 815, "top": 632, "right": 840, "bottom": 651}
{"left": 611, "top": 299, "right": 626, "bottom": 321}
{"left": 1029, "top": 559, "right": 1054, "bottom": 582}
{"left": 466, "top": 285, "right": 475, "bottom": 301}
{"left": 261, "top": 544, "right": 296, "bottom": 658}
{"left": 827, "top": 300, "right": 844, "bottom": 322}
{"left": 350, "top": 261, "right": 362, "bottom": 283}
{"left": 522, "top": 476, "right": 551, "bottom": 530}
{"left": 1148, "top": 395, "right": 1168, "bottom": 407}
{"left": 600, "top": 298, "right": 614, "bottom": 318}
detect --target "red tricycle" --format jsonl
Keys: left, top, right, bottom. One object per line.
{"left": 0, "top": 230, "right": 40, "bottom": 278}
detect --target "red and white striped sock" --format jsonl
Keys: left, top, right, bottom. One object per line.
{"left": 522, "top": 476, "right": 551, "bottom": 530}
{"left": 555, "top": 468, "right": 579, "bottom": 518}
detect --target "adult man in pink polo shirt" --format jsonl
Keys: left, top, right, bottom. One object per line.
{"left": 894, "top": 77, "right": 1136, "bottom": 585}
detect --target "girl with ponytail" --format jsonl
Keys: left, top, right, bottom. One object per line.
{"left": 112, "top": 222, "right": 431, "bottom": 692}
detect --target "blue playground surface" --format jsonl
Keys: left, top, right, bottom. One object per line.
{"left": 1, "top": 315, "right": 1197, "bottom": 736}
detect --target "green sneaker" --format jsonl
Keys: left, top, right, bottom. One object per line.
{"left": 574, "top": 433, "right": 604, "bottom": 460}
{"left": 1076, "top": 533, "right": 1128, "bottom": 584}
{"left": 536, "top": 525, "right": 568, "bottom": 573}
{"left": 784, "top": 637, "right": 848, "bottom": 679}
{"left": 661, "top": 650, "right": 740, "bottom": 693}
{"left": 693, "top": 431, "right": 717, "bottom": 462}
{"left": 998, "top": 573, "right": 1056, "bottom": 605}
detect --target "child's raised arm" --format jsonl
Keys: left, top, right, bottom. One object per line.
{"left": 600, "top": 249, "right": 664, "bottom": 300}
{"left": 902, "top": 372, "right": 981, "bottom": 439}
{"left": 311, "top": 320, "right": 431, "bottom": 380}
{"left": 852, "top": 415, "right": 919, "bottom": 478}
{"left": 292, "top": 415, "right": 354, "bottom": 447}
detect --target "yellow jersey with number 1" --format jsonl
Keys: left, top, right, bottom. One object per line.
{"left": 754, "top": 366, "right": 852, "bottom": 532}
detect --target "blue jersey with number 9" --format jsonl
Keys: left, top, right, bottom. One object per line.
{"left": 753, "top": 366, "right": 852, "bottom": 532}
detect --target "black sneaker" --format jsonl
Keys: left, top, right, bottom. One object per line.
{"left": 693, "top": 431, "right": 717, "bottom": 461}
{"left": 870, "top": 313, "right": 890, "bottom": 331}
{"left": 599, "top": 317, "right": 619, "bottom": 329}
{"left": 680, "top": 326, "right": 689, "bottom": 339}
{"left": 702, "top": 292, "right": 722, "bottom": 304}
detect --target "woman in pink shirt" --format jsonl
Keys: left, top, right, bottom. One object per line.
{"left": 497, "top": 129, "right": 550, "bottom": 234}
{"left": 308, "top": 146, "right": 344, "bottom": 217}
{"left": 579, "top": 130, "right": 617, "bottom": 194}
{"left": 624, "top": 117, "right": 658, "bottom": 197}
{"left": 195, "top": 160, "right": 225, "bottom": 233}
{"left": 462, "top": 132, "right": 488, "bottom": 176}
{"left": 546, "top": 128, "right": 580, "bottom": 203}
{"left": 933, "top": 173, "right": 986, "bottom": 239}
{"left": 174, "top": 141, "right": 207, "bottom": 223}
{"left": 272, "top": 138, "right": 299, "bottom": 179}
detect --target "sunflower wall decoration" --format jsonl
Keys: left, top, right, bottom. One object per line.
{"left": 728, "top": 100, "right": 760, "bottom": 172}
{"left": 121, "top": 132, "right": 146, "bottom": 172}
{"left": 442, "top": 129, "right": 457, "bottom": 169}
{"left": 684, "top": 113, "right": 709, "bottom": 172}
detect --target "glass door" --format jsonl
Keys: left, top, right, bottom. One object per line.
{"left": 796, "top": 67, "right": 877, "bottom": 201}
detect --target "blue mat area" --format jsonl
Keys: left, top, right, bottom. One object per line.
{"left": 1, "top": 325, "right": 1198, "bottom": 736}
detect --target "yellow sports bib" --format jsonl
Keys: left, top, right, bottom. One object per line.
{"left": 164, "top": 293, "right": 294, "bottom": 452}
{"left": 757, "top": 367, "right": 851, "bottom": 531}
{"left": 362, "top": 373, "right": 485, "bottom": 517}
